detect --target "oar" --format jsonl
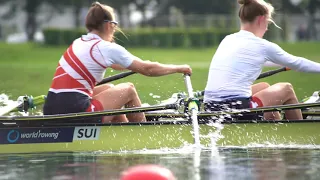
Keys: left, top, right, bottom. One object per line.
{"left": 144, "top": 101, "right": 320, "bottom": 119}
{"left": 184, "top": 74, "right": 200, "bottom": 146}
{"left": 199, "top": 101, "right": 320, "bottom": 117}
{"left": 257, "top": 67, "right": 290, "bottom": 80}
{"left": 1, "top": 103, "right": 178, "bottom": 121}
{"left": 0, "top": 101, "right": 22, "bottom": 116}
{"left": 0, "top": 95, "right": 46, "bottom": 116}
{"left": 96, "top": 71, "right": 136, "bottom": 86}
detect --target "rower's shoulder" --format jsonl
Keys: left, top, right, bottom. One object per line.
{"left": 97, "top": 41, "right": 128, "bottom": 52}
{"left": 260, "top": 39, "right": 282, "bottom": 52}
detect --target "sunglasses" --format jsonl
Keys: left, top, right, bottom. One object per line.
{"left": 104, "top": 20, "right": 118, "bottom": 26}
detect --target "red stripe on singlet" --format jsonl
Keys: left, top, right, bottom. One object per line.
{"left": 63, "top": 44, "right": 96, "bottom": 89}
{"left": 51, "top": 63, "right": 91, "bottom": 95}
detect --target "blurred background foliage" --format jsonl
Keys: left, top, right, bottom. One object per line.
{"left": 0, "top": 0, "right": 319, "bottom": 46}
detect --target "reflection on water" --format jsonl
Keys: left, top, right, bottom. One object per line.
{"left": 0, "top": 147, "right": 320, "bottom": 180}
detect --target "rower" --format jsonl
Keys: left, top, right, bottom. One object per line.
{"left": 204, "top": 0, "right": 320, "bottom": 120}
{"left": 43, "top": 2, "right": 192, "bottom": 123}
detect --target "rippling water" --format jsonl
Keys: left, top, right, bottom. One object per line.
{"left": 1, "top": 147, "right": 320, "bottom": 180}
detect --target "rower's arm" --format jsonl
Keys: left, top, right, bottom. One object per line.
{"left": 110, "top": 64, "right": 126, "bottom": 71}
{"left": 102, "top": 43, "right": 192, "bottom": 76}
{"left": 263, "top": 61, "right": 281, "bottom": 67}
{"left": 127, "top": 59, "right": 192, "bottom": 77}
{"left": 264, "top": 41, "right": 320, "bottom": 73}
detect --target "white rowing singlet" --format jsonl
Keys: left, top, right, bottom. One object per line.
{"left": 204, "top": 30, "right": 320, "bottom": 102}
{"left": 49, "top": 33, "right": 135, "bottom": 96}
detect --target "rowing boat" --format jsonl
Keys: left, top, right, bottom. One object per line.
{"left": 1, "top": 69, "right": 320, "bottom": 154}
{"left": 1, "top": 118, "right": 320, "bottom": 154}
{"left": 1, "top": 90, "right": 320, "bottom": 154}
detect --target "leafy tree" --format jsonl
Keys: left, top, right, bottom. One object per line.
{"left": 143, "top": 0, "right": 236, "bottom": 27}
{"left": 286, "top": 0, "right": 320, "bottom": 39}
{"left": 0, "top": 0, "right": 92, "bottom": 41}
{"left": 24, "top": 0, "right": 42, "bottom": 41}
{"left": 55, "top": 0, "right": 91, "bottom": 28}
{"left": 172, "top": 0, "right": 235, "bottom": 14}
{"left": 0, "top": 0, "right": 42, "bottom": 41}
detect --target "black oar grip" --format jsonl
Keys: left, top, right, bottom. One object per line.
{"left": 96, "top": 71, "right": 136, "bottom": 86}
{"left": 257, "top": 67, "right": 289, "bottom": 80}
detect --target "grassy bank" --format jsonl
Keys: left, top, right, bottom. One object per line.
{"left": 0, "top": 42, "right": 319, "bottom": 104}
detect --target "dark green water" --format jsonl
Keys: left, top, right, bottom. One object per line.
{"left": 0, "top": 147, "right": 320, "bottom": 180}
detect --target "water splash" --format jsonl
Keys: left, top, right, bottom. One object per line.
{"left": 199, "top": 118, "right": 225, "bottom": 156}
{"left": 192, "top": 148, "right": 201, "bottom": 180}
{"left": 148, "top": 93, "right": 161, "bottom": 99}
{"left": 0, "top": 94, "right": 14, "bottom": 107}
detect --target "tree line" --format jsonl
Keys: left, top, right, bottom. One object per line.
{"left": 0, "top": 0, "right": 319, "bottom": 41}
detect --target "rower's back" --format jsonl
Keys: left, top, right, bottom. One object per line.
{"left": 204, "top": 30, "right": 267, "bottom": 102}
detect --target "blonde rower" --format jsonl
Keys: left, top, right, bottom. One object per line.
{"left": 43, "top": 2, "right": 192, "bottom": 123}
{"left": 204, "top": 0, "right": 320, "bottom": 120}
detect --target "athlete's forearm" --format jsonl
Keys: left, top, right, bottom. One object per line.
{"left": 289, "top": 56, "right": 320, "bottom": 73}
{"left": 263, "top": 61, "right": 281, "bottom": 67}
{"left": 140, "top": 62, "right": 181, "bottom": 76}
{"left": 127, "top": 59, "right": 191, "bottom": 76}
{"left": 111, "top": 64, "right": 126, "bottom": 71}
{"left": 266, "top": 42, "right": 320, "bottom": 73}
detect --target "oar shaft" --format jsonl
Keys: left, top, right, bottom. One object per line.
{"left": 30, "top": 95, "right": 46, "bottom": 108}
{"left": 201, "top": 102, "right": 320, "bottom": 116}
{"left": 184, "top": 75, "right": 194, "bottom": 98}
{"left": 0, "top": 95, "right": 47, "bottom": 115}
{"left": 257, "top": 67, "right": 290, "bottom": 80}
{"left": 0, "top": 102, "right": 22, "bottom": 116}
{"left": 183, "top": 74, "right": 201, "bottom": 146}
{"left": 145, "top": 102, "right": 320, "bottom": 118}
{"left": 11, "top": 95, "right": 46, "bottom": 113}
{"left": 96, "top": 71, "right": 136, "bottom": 86}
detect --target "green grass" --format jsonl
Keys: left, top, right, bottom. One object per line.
{"left": 0, "top": 42, "right": 319, "bottom": 104}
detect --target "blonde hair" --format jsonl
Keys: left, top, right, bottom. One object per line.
{"left": 238, "top": 0, "right": 280, "bottom": 28}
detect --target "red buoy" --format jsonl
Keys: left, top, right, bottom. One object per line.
{"left": 120, "top": 164, "right": 176, "bottom": 180}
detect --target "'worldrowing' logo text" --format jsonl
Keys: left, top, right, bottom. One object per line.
{"left": 6, "top": 129, "right": 60, "bottom": 143}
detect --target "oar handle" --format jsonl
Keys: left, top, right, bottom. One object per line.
{"left": 183, "top": 74, "right": 194, "bottom": 98}
{"left": 257, "top": 67, "right": 290, "bottom": 80}
{"left": 96, "top": 71, "right": 136, "bottom": 86}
